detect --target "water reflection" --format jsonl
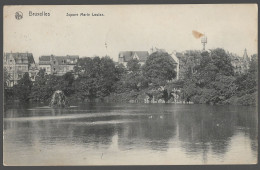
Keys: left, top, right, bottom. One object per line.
{"left": 3, "top": 103, "right": 257, "bottom": 165}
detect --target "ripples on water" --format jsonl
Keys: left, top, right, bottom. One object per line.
{"left": 3, "top": 103, "right": 258, "bottom": 165}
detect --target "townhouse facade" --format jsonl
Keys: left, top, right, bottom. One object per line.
{"left": 39, "top": 55, "right": 52, "bottom": 74}
{"left": 4, "top": 52, "right": 36, "bottom": 87}
{"left": 39, "top": 55, "right": 79, "bottom": 76}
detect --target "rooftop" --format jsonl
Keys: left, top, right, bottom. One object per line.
{"left": 119, "top": 51, "right": 149, "bottom": 62}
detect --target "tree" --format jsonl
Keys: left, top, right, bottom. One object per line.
{"left": 143, "top": 51, "right": 177, "bottom": 87}
{"left": 4, "top": 67, "right": 10, "bottom": 88}
{"left": 181, "top": 49, "right": 238, "bottom": 104}
{"left": 235, "top": 54, "right": 258, "bottom": 96}
{"left": 210, "top": 48, "right": 234, "bottom": 76}
{"left": 97, "top": 57, "right": 117, "bottom": 98}
{"left": 30, "top": 69, "right": 48, "bottom": 102}
{"left": 141, "top": 52, "right": 177, "bottom": 103}
{"left": 127, "top": 59, "right": 141, "bottom": 72}
{"left": 59, "top": 72, "right": 75, "bottom": 96}
{"left": 115, "top": 63, "right": 127, "bottom": 81}
{"left": 14, "top": 72, "right": 33, "bottom": 102}
{"left": 74, "top": 57, "right": 93, "bottom": 77}
{"left": 74, "top": 56, "right": 118, "bottom": 101}
{"left": 4, "top": 68, "right": 13, "bottom": 102}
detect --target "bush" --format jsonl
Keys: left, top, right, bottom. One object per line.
{"left": 222, "top": 92, "right": 257, "bottom": 106}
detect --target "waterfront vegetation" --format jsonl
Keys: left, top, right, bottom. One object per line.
{"left": 4, "top": 48, "right": 258, "bottom": 106}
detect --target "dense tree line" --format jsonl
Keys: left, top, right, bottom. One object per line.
{"left": 182, "top": 49, "right": 257, "bottom": 105}
{"left": 4, "top": 49, "right": 258, "bottom": 105}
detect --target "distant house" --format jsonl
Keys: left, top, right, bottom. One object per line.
{"left": 52, "top": 55, "right": 79, "bottom": 76}
{"left": 118, "top": 51, "right": 149, "bottom": 67}
{"left": 229, "top": 49, "right": 250, "bottom": 74}
{"left": 39, "top": 55, "right": 79, "bottom": 76}
{"left": 39, "top": 55, "right": 52, "bottom": 74}
{"left": 4, "top": 52, "right": 35, "bottom": 87}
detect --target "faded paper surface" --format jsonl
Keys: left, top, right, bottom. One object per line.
{"left": 4, "top": 4, "right": 258, "bottom": 62}
{"left": 3, "top": 4, "right": 258, "bottom": 166}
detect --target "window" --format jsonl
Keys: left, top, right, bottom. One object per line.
{"left": 9, "top": 67, "right": 12, "bottom": 70}
{"left": 54, "top": 61, "right": 56, "bottom": 64}
{"left": 10, "top": 60, "right": 12, "bottom": 62}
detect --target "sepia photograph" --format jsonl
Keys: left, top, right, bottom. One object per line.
{"left": 3, "top": 4, "right": 258, "bottom": 166}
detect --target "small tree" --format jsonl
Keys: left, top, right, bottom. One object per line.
{"left": 30, "top": 69, "right": 47, "bottom": 102}
{"left": 4, "top": 68, "right": 12, "bottom": 102}
{"left": 14, "top": 72, "right": 33, "bottom": 102}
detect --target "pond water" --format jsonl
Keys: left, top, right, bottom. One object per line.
{"left": 3, "top": 103, "right": 258, "bottom": 165}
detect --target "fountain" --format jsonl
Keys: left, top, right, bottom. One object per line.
{"left": 49, "top": 90, "right": 70, "bottom": 108}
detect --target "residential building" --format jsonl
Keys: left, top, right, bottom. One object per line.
{"left": 118, "top": 51, "right": 149, "bottom": 67}
{"left": 4, "top": 52, "right": 35, "bottom": 87}
{"left": 52, "top": 55, "right": 79, "bottom": 76}
{"left": 39, "top": 55, "right": 79, "bottom": 76}
{"left": 39, "top": 55, "right": 53, "bottom": 74}
{"left": 229, "top": 49, "right": 251, "bottom": 74}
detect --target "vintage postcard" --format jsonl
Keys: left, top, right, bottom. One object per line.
{"left": 3, "top": 4, "right": 258, "bottom": 165}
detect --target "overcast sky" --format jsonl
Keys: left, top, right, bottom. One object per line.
{"left": 4, "top": 4, "right": 258, "bottom": 62}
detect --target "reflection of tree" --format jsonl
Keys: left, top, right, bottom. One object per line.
{"left": 4, "top": 105, "right": 117, "bottom": 151}
{"left": 117, "top": 114, "right": 176, "bottom": 151}
{"left": 78, "top": 125, "right": 116, "bottom": 149}
{"left": 33, "top": 119, "right": 116, "bottom": 150}
{"left": 177, "top": 105, "right": 237, "bottom": 161}
{"left": 235, "top": 106, "right": 257, "bottom": 154}
{"left": 4, "top": 103, "right": 257, "bottom": 163}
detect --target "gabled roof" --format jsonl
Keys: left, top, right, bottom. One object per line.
{"left": 55, "top": 56, "right": 67, "bottom": 65}
{"left": 119, "top": 51, "right": 149, "bottom": 62}
{"left": 66, "top": 55, "right": 79, "bottom": 59}
{"left": 5, "top": 52, "right": 34, "bottom": 64}
{"left": 39, "top": 55, "right": 79, "bottom": 65}
{"left": 54, "top": 55, "right": 79, "bottom": 65}
{"left": 243, "top": 49, "right": 249, "bottom": 60}
{"left": 39, "top": 55, "right": 51, "bottom": 61}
